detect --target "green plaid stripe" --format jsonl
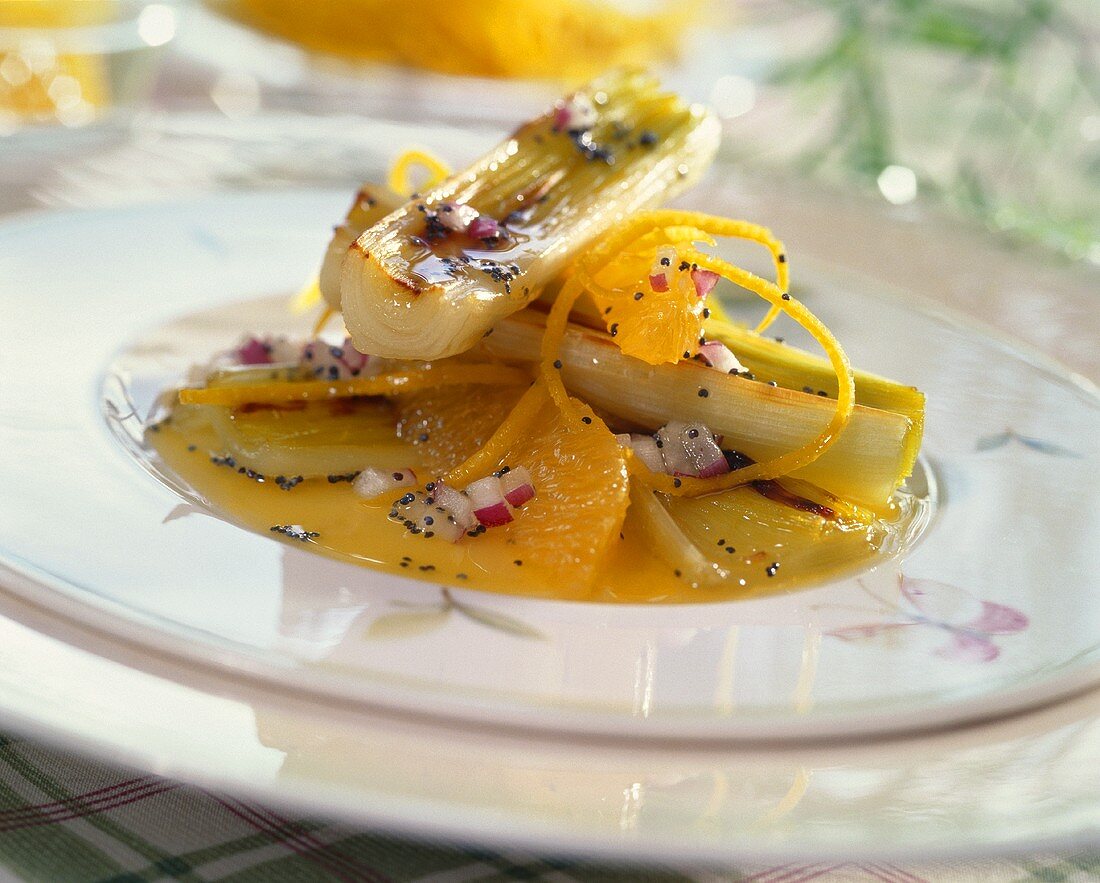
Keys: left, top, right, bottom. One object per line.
{"left": 0, "top": 736, "right": 1095, "bottom": 882}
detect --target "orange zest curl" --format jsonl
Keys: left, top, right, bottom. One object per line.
{"left": 386, "top": 148, "right": 452, "bottom": 198}
{"left": 532, "top": 212, "right": 854, "bottom": 495}
{"left": 630, "top": 249, "right": 854, "bottom": 495}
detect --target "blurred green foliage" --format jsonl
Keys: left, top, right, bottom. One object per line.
{"left": 767, "top": 0, "right": 1099, "bottom": 261}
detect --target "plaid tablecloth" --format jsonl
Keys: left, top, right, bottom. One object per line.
{"left": 0, "top": 735, "right": 1093, "bottom": 883}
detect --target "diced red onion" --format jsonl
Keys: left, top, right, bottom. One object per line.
{"left": 500, "top": 466, "right": 535, "bottom": 507}
{"left": 465, "top": 475, "right": 503, "bottom": 508}
{"left": 553, "top": 93, "right": 598, "bottom": 131}
{"left": 465, "top": 475, "right": 514, "bottom": 527}
{"left": 338, "top": 337, "right": 370, "bottom": 375}
{"left": 435, "top": 202, "right": 479, "bottom": 232}
{"left": 617, "top": 422, "right": 732, "bottom": 480}
{"left": 698, "top": 341, "right": 746, "bottom": 375}
{"left": 353, "top": 466, "right": 417, "bottom": 499}
{"left": 656, "top": 424, "right": 695, "bottom": 476}
{"left": 397, "top": 495, "right": 429, "bottom": 524}
{"left": 262, "top": 337, "right": 297, "bottom": 364}
{"left": 236, "top": 334, "right": 300, "bottom": 365}
{"left": 426, "top": 513, "right": 464, "bottom": 543}
{"left": 301, "top": 336, "right": 372, "bottom": 380}
{"left": 696, "top": 455, "right": 731, "bottom": 479}
{"left": 569, "top": 94, "right": 599, "bottom": 128}
{"left": 301, "top": 340, "right": 332, "bottom": 376}
{"left": 616, "top": 433, "right": 665, "bottom": 473}
{"left": 474, "top": 501, "right": 513, "bottom": 527}
{"left": 504, "top": 485, "right": 535, "bottom": 507}
{"left": 657, "top": 422, "right": 728, "bottom": 478}
{"left": 648, "top": 246, "right": 678, "bottom": 293}
{"left": 432, "top": 482, "right": 478, "bottom": 530}
{"left": 467, "top": 216, "right": 501, "bottom": 240}
{"left": 691, "top": 269, "right": 720, "bottom": 298}
{"left": 419, "top": 497, "right": 465, "bottom": 542}
{"left": 390, "top": 490, "right": 464, "bottom": 542}
{"left": 237, "top": 337, "right": 272, "bottom": 365}
{"left": 677, "top": 424, "right": 730, "bottom": 479}
{"left": 681, "top": 424, "right": 728, "bottom": 478}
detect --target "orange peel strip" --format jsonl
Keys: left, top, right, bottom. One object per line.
{"left": 179, "top": 364, "right": 528, "bottom": 408}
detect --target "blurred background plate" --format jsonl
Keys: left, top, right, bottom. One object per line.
{"left": 3, "top": 0, "right": 1097, "bottom": 269}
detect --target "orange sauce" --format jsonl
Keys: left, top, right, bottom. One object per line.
{"left": 149, "top": 406, "right": 926, "bottom": 604}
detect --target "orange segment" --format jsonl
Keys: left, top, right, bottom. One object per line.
{"left": 591, "top": 266, "right": 706, "bottom": 365}
{"left": 497, "top": 394, "right": 629, "bottom": 584}
{"left": 585, "top": 234, "right": 713, "bottom": 367}
{"left": 394, "top": 385, "right": 526, "bottom": 475}
{"left": 396, "top": 384, "right": 630, "bottom": 585}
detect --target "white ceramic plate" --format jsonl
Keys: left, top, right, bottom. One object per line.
{"left": 1, "top": 181, "right": 1099, "bottom": 862}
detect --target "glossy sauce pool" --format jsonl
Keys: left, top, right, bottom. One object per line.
{"left": 148, "top": 412, "right": 933, "bottom": 604}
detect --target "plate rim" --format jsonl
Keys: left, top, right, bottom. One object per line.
{"left": 1, "top": 569, "right": 1100, "bottom": 866}
{"left": 9, "top": 545, "right": 1100, "bottom": 746}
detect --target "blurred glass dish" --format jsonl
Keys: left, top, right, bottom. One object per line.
{"left": 168, "top": 0, "right": 1098, "bottom": 267}
{"left": 0, "top": 0, "right": 176, "bottom": 132}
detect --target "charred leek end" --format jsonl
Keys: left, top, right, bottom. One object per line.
{"left": 340, "top": 69, "right": 721, "bottom": 360}
{"left": 318, "top": 183, "right": 404, "bottom": 310}
{"left": 482, "top": 313, "right": 921, "bottom": 511}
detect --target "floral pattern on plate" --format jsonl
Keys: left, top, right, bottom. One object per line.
{"left": 975, "top": 429, "right": 1082, "bottom": 457}
{"left": 364, "top": 588, "right": 547, "bottom": 642}
{"left": 827, "top": 575, "right": 1029, "bottom": 663}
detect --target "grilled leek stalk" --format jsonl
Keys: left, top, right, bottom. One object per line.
{"left": 319, "top": 183, "right": 403, "bottom": 310}
{"left": 653, "top": 479, "right": 891, "bottom": 591}
{"left": 339, "top": 70, "right": 720, "bottom": 360}
{"left": 536, "top": 284, "right": 925, "bottom": 430}
{"left": 205, "top": 400, "right": 413, "bottom": 477}
{"left": 628, "top": 485, "right": 730, "bottom": 588}
{"left": 704, "top": 316, "right": 926, "bottom": 432}
{"left": 480, "top": 312, "right": 921, "bottom": 510}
